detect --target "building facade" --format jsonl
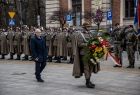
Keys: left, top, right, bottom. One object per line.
{"left": 0, "top": 0, "right": 136, "bottom": 28}
{"left": 45, "top": 0, "right": 135, "bottom": 28}
{"left": 112, "top": 0, "right": 135, "bottom": 26}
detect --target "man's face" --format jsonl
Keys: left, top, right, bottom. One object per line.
{"left": 35, "top": 29, "right": 42, "bottom": 37}
{"left": 36, "top": 32, "right": 41, "bottom": 37}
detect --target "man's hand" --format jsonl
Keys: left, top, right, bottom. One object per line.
{"left": 35, "top": 57, "right": 39, "bottom": 61}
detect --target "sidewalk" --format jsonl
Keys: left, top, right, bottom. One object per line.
{"left": 0, "top": 58, "right": 140, "bottom": 95}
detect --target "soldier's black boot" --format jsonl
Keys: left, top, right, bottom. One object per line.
{"left": 68, "top": 57, "right": 73, "bottom": 64}
{"left": 16, "top": 54, "right": 20, "bottom": 60}
{"left": 55, "top": 56, "right": 61, "bottom": 63}
{"left": 127, "top": 65, "right": 134, "bottom": 68}
{"left": 1, "top": 54, "right": 5, "bottom": 59}
{"left": 9, "top": 53, "right": 13, "bottom": 59}
{"left": 62, "top": 56, "right": 67, "bottom": 60}
{"left": 139, "top": 67, "right": 140, "bottom": 69}
{"left": 47, "top": 56, "right": 52, "bottom": 62}
{"left": 23, "top": 55, "right": 28, "bottom": 60}
{"left": 131, "top": 62, "right": 135, "bottom": 68}
{"left": 127, "top": 65, "right": 132, "bottom": 68}
{"left": 127, "top": 62, "right": 135, "bottom": 68}
{"left": 53, "top": 56, "right": 57, "bottom": 60}
{"left": 86, "top": 79, "right": 95, "bottom": 88}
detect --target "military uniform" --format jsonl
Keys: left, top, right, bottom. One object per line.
{"left": 45, "top": 30, "right": 54, "bottom": 62}
{"left": 52, "top": 30, "right": 60, "bottom": 62}
{"left": 56, "top": 30, "right": 68, "bottom": 62}
{"left": 138, "top": 34, "right": 140, "bottom": 55}
{"left": 0, "top": 30, "right": 8, "bottom": 59}
{"left": 111, "top": 26, "right": 123, "bottom": 67}
{"left": 67, "top": 29, "right": 74, "bottom": 63}
{"left": 72, "top": 29, "right": 100, "bottom": 88}
{"left": 22, "top": 29, "right": 32, "bottom": 60}
{"left": 0, "top": 30, "right": 2, "bottom": 55}
{"left": 7, "top": 29, "right": 15, "bottom": 59}
{"left": 14, "top": 29, "right": 23, "bottom": 60}
{"left": 125, "top": 26, "right": 137, "bottom": 68}
{"left": 138, "top": 34, "right": 140, "bottom": 69}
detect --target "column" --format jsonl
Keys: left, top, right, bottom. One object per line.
{"left": 82, "top": 0, "right": 85, "bottom": 24}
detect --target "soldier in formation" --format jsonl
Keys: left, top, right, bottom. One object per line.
{"left": 111, "top": 23, "right": 123, "bottom": 67}
{"left": 0, "top": 26, "right": 73, "bottom": 63}
{"left": 111, "top": 24, "right": 138, "bottom": 68}
{"left": 124, "top": 25, "right": 137, "bottom": 68}
{"left": 0, "top": 25, "right": 139, "bottom": 70}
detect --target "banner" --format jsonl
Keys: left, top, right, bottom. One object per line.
{"left": 134, "top": 0, "right": 140, "bottom": 31}
{"left": 138, "top": 0, "right": 140, "bottom": 29}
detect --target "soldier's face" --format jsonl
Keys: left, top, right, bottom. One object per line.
{"left": 117, "top": 25, "right": 120, "bottom": 28}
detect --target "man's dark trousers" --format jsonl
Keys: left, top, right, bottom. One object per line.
{"left": 35, "top": 62, "right": 46, "bottom": 80}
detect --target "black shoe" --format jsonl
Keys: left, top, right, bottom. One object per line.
{"left": 37, "top": 79, "right": 44, "bottom": 82}
{"left": 131, "top": 65, "right": 135, "bottom": 68}
{"left": 89, "top": 82, "right": 95, "bottom": 87}
{"left": 47, "top": 56, "right": 52, "bottom": 62}
{"left": 9, "top": 53, "right": 14, "bottom": 60}
{"left": 86, "top": 79, "right": 95, "bottom": 88}
{"left": 55, "top": 60, "right": 61, "bottom": 63}
{"left": 29, "top": 58, "right": 33, "bottom": 61}
{"left": 47, "top": 59, "right": 52, "bottom": 62}
{"left": 53, "top": 56, "right": 58, "bottom": 60}
{"left": 1, "top": 55, "right": 5, "bottom": 59}
{"left": 68, "top": 59, "right": 73, "bottom": 64}
{"left": 127, "top": 65, "right": 134, "bottom": 68}
{"left": 9, "top": 57, "right": 13, "bottom": 60}
{"left": 113, "top": 65, "right": 122, "bottom": 68}
{"left": 127, "top": 65, "right": 131, "bottom": 68}
{"left": 0, "top": 57, "right": 4, "bottom": 59}
{"left": 15, "top": 55, "right": 20, "bottom": 60}
{"left": 62, "top": 57, "right": 67, "bottom": 60}
{"left": 15, "top": 58, "right": 20, "bottom": 60}
{"left": 139, "top": 67, "right": 140, "bottom": 69}
{"left": 23, "top": 55, "right": 28, "bottom": 60}
{"left": 86, "top": 82, "right": 95, "bottom": 88}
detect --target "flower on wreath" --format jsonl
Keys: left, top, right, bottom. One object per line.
{"left": 83, "top": 34, "right": 110, "bottom": 65}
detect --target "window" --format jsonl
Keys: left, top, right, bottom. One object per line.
{"left": 125, "top": 0, "right": 134, "bottom": 18}
{"left": 72, "top": 0, "right": 82, "bottom": 26}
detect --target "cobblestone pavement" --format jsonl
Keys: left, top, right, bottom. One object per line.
{"left": 0, "top": 52, "right": 140, "bottom": 95}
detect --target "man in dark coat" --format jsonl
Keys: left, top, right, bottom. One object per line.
{"left": 30, "top": 29, "right": 48, "bottom": 82}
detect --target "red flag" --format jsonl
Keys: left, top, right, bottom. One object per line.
{"left": 107, "top": 52, "right": 122, "bottom": 66}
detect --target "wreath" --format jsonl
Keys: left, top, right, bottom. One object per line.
{"left": 83, "top": 33, "right": 110, "bottom": 65}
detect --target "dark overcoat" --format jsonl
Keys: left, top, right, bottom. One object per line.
{"left": 30, "top": 35, "right": 48, "bottom": 62}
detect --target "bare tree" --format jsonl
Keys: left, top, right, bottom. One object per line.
{"left": 49, "top": 8, "right": 71, "bottom": 29}
{"left": 84, "top": 9, "right": 104, "bottom": 32}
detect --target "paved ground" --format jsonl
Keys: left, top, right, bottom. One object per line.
{"left": 0, "top": 52, "right": 140, "bottom": 95}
